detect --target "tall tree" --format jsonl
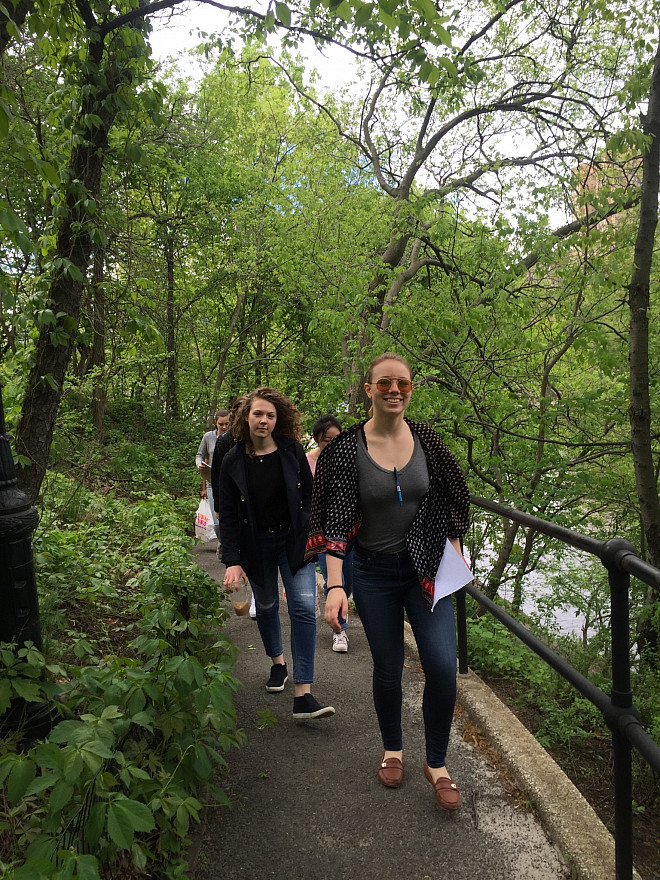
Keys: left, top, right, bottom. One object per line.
{"left": 5, "top": 2, "right": 160, "bottom": 500}
{"left": 290, "top": 0, "right": 657, "bottom": 411}
{"left": 628, "top": 35, "right": 660, "bottom": 657}
{"left": 2, "top": 0, "right": 458, "bottom": 499}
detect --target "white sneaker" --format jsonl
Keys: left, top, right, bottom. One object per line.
{"left": 332, "top": 632, "right": 348, "bottom": 653}
{"left": 249, "top": 594, "right": 257, "bottom": 619}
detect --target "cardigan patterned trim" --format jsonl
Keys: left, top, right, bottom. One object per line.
{"left": 306, "top": 418, "right": 470, "bottom": 609}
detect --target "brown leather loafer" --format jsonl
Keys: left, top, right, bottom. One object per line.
{"left": 378, "top": 752, "right": 404, "bottom": 788}
{"left": 423, "top": 763, "right": 461, "bottom": 810}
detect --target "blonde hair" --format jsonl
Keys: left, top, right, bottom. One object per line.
{"left": 365, "top": 353, "right": 412, "bottom": 384}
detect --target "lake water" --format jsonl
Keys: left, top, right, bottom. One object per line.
{"left": 466, "top": 549, "right": 589, "bottom": 638}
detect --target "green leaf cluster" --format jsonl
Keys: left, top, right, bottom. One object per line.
{"left": 0, "top": 481, "right": 243, "bottom": 879}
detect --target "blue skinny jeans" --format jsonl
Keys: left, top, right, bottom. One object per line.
{"left": 248, "top": 529, "right": 317, "bottom": 685}
{"left": 352, "top": 546, "right": 457, "bottom": 768}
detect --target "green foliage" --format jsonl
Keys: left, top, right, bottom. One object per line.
{"left": 0, "top": 644, "right": 64, "bottom": 715}
{"left": 0, "top": 483, "right": 244, "bottom": 879}
{"left": 41, "top": 395, "right": 202, "bottom": 500}
{"left": 1, "top": 0, "right": 660, "bottom": 868}
{"left": 466, "top": 605, "right": 660, "bottom": 794}
{"left": 255, "top": 709, "right": 278, "bottom": 730}
{"left": 466, "top": 614, "right": 608, "bottom": 752}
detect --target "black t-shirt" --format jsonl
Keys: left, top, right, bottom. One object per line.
{"left": 245, "top": 449, "right": 291, "bottom": 531}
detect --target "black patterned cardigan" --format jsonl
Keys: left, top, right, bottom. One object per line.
{"left": 305, "top": 418, "right": 470, "bottom": 610}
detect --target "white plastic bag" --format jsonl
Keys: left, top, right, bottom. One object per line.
{"left": 195, "top": 498, "right": 216, "bottom": 543}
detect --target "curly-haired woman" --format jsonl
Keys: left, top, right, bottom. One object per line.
{"left": 219, "top": 388, "right": 334, "bottom": 720}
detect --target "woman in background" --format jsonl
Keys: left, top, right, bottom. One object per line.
{"left": 196, "top": 410, "right": 229, "bottom": 545}
{"left": 306, "top": 414, "right": 353, "bottom": 653}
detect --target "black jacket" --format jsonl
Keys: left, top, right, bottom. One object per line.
{"left": 218, "top": 436, "right": 314, "bottom": 587}
{"left": 210, "top": 429, "right": 235, "bottom": 514}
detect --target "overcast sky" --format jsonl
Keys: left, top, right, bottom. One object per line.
{"left": 148, "top": 0, "right": 359, "bottom": 94}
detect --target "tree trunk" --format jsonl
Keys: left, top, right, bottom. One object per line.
{"left": 134, "top": 364, "right": 147, "bottom": 439}
{"left": 210, "top": 289, "right": 247, "bottom": 414}
{"left": 91, "top": 246, "right": 107, "bottom": 440}
{"left": 13, "top": 34, "right": 131, "bottom": 501}
{"left": 165, "top": 233, "right": 178, "bottom": 420}
{"left": 346, "top": 226, "right": 412, "bottom": 416}
{"left": 255, "top": 333, "right": 263, "bottom": 386}
{"left": 629, "top": 36, "right": 660, "bottom": 658}
{"left": 484, "top": 519, "right": 520, "bottom": 600}
{"left": 0, "top": 0, "right": 32, "bottom": 56}
{"left": 512, "top": 528, "right": 536, "bottom": 614}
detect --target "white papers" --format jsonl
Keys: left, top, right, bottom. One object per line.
{"left": 432, "top": 538, "right": 474, "bottom": 611}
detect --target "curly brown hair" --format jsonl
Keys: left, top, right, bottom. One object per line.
{"left": 230, "top": 387, "right": 303, "bottom": 453}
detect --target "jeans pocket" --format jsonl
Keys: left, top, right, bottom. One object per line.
{"left": 352, "top": 548, "right": 370, "bottom": 570}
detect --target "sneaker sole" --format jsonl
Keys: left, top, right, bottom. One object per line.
{"left": 332, "top": 644, "right": 348, "bottom": 653}
{"left": 265, "top": 675, "right": 288, "bottom": 693}
{"left": 292, "top": 705, "right": 336, "bottom": 719}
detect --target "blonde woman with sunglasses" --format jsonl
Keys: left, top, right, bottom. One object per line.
{"left": 307, "top": 353, "right": 470, "bottom": 808}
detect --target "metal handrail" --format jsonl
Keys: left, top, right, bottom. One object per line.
{"left": 457, "top": 494, "right": 660, "bottom": 880}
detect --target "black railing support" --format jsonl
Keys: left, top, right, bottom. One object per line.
{"left": 601, "top": 538, "right": 637, "bottom": 880}
{"left": 455, "top": 587, "right": 468, "bottom": 674}
{"left": 0, "top": 387, "right": 56, "bottom": 744}
{"left": 0, "top": 387, "right": 41, "bottom": 649}
{"left": 464, "top": 495, "right": 660, "bottom": 880}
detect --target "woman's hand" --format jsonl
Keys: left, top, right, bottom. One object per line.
{"left": 324, "top": 587, "right": 348, "bottom": 633}
{"left": 224, "top": 565, "right": 247, "bottom": 591}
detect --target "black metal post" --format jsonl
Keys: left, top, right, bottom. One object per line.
{"left": 601, "top": 538, "right": 637, "bottom": 880}
{"left": 455, "top": 587, "right": 469, "bottom": 674}
{"left": 467, "top": 494, "right": 660, "bottom": 879}
{"left": 0, "top": 387, "right": 59, "bottom": 743}
{"left": 0, "top": 387, "right": 42, "bottom": 649}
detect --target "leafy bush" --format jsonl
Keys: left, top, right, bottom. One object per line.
{"left": 466, "top": 604, "right": 659, "bottom": 791}
{"left": 465, "top": 614, "right": 606, "bottom": 749}
{"left": 466, "top": 615, "right": 537, "bottom": 681}
{"left": 0, "top": 481, "right": 242, "bottom": 880}
{"left": 50, "top": 396, "right": 204, "bottom": 500}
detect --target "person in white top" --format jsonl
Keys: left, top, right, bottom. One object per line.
{"left": 196, "top": 410, "right": 229, "bottom": 545}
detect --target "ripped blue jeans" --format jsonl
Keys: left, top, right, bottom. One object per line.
{"left": 248, "top": 529, "right": 317, "bottom": 685}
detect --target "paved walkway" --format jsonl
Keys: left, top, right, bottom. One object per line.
{"left": 192, "top": 542, "right": 570, "bottom": 880}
